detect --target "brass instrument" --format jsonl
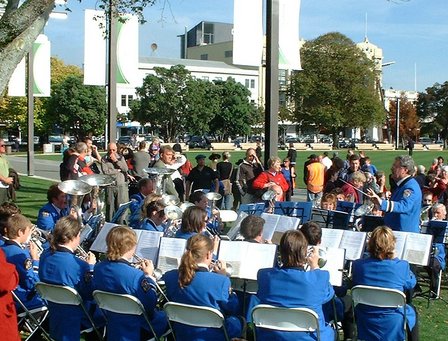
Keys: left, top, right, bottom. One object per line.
{"left": 211, "top": 259, "right": 234, "bottom": 277}
{"left": 58, "top": 180, "right": 93, "bottom": 227}
{"left": 306, "top": 246, "right": 327, "bottom": 269}
{"left": 180, "top": 202, "right": 195, "bottom": 212}
{"left": 143, "top": 168, "right": 175, "bottom": 195}
{"left": 79, "top": 174, "right": 114, "bottom": 216}
{"left": 163, "top": 205, "right": 183, "bottom": 237}
{"left": 161, "top": 194, "right": 180, "bottom": 206}
{"left": 262, "top": 189, "right": 277, "bottom": 213}
{"left": 205, "top": 192, "right": 222, "bottom": 232}
{"left": 29, "top": 228, "right": 45, "bottom": 254}
{"left": 133, "top": 254, "right": 169, "bottom": 304}
{"left": 420, "top": 205, "right": 431, "bottom": 224}
{"left": 75, "top": 245, "right": 90, "bottom": 261}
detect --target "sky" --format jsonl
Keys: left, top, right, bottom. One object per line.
{"left": 45, "top": 0, "right": 448, "bottom": 92}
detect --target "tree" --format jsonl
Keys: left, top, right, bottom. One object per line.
{"left": 45, "top": 75, "right": 106, "bottom": 138}
{"left": 130, "top": 65, "right": 193, "bottom": 142}
{"left": 0, "top": 57, "right": 83, "bottom": 137}
{"left": 209, "top": 78, "right": 261, "bottom": 141}
{"left": 388, "top": 95, "right": 420, "bottom": 143}
{"left": 0, "top": 0, "right": 156, "bottom": 97}
{"left": 288, "top": 32, "right": 384, "bottom": 141}
{"left": 417, "top": 81, "right": 448, "bottom": 143}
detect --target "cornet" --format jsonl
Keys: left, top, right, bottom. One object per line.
{"left": 211, "top": 259, "right": 233, "bottom": 277}
{"left": 75, "top": 245, "right": 90, "bottom": 261}
{"left": 133, "top": 254, "right": 169, "bottom": 303}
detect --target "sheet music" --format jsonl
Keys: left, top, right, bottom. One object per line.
{"left": 80, "top": 224, "right": 93, "bottom": 243}
{"left": 402, "top": 233, "right": 432, "bottom": 266}
{"left": 261, "top": 213, "right": 281, "bottom": 241}
{"left": 134, "top": 230, "right": 163, "bottom": 263}
{"left": 260, "top": 213, "right": 300, "bottom": 243}
{"left": 227, "top": 211, "right": 248, "bottom": 240}
{"left": 156, "top": 237, "right": 187, "bottom": 273}
{"left": 321, "top": 247, "right": 345, "bottom": 287}
{"left": 393, "top": 231, "right": 407, "bottom": 259}
{"left": 320, "top": 228, "right": 344, "bottom": 249}
{"left": 89, "top": 222, "right": 119, "bottom": 253}
{"left": 218, "top": 241, "right": 277, "bottom": 280}
{"left": 339, "top": 230, "right": 366, "bottom": 261}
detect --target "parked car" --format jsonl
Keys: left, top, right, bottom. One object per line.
{"left": 188, "top": 136, "right": 211, "bottom": 149}
{"left": 118, "top": 135, "right": 132, "bottom": 147}
{"left": 419, "top": 137, "right": 432, "bottom": 145}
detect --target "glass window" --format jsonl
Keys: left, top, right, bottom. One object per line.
{"left": 250, "top": 79, "right": 255, "bottom": 88}
{"left": 245, "top": 79, "right": 250, "bottom": 88}
{"left": 121, "top": 95, "right": 126, "bottom": 107}
{"left": 224, "top": 50, "right": 233, "bottom": 58}
{"left": 200, "top": 54, "right": 208, "bottom": 60}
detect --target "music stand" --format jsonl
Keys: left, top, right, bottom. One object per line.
{"left": 361, "top": 215, "right": 384, "bottom": 233}
{"left": 311, "top": 209, "right": 350, "bottom": 230}
{"left": 420, "top": 220, "right": 448, "bottom": 305}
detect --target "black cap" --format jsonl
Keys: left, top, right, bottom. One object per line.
{"left": 209, "top": 153, "right": 221, "bottom": 161}
{"left": 195, "top": 154, "right": 207, "bottom": 160}
{"left": 308, "top": 154, "right": 318, "bottom": 159}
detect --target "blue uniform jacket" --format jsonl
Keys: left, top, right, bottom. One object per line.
{"left": 138, "top": 218, "right": 164, "bottom": 232}
{"left": 93, "top": 259, "right": 167, "bottom": 341}
{"left": 129, "top": 193, "right": 144, "bottom": 228}
{"left": 381, "top": 177, "right": 421, "bottom": 232}
{"left": 174, "top": 230, "right": 197, "bottom": 240}
{"left": 256, "top": 267, "right": 335, "bottom": 341}
{"left": 36, "top": 203, "right": 69, "bottom": 232}
{"left": 39, "top": 247, "right": 102, "bottom": 341}
{"left": 163, "top": 267, "right": 242, "bottom": 341}
{"left": 434, "top": 243, "right": 446, "bottom": 270}
{"left": 1, "top": 240, "right": 44, "bottom": 310}
{"left": 352, "top": 257, "right": 417, "bottom": 341}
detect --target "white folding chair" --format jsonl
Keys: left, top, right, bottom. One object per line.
{"left": 351, "top": 285, "right": 407, "bottom": 341}
{"left": 93, "top": 290, "right": 169, "bottom": 341}
{"left": 163, "top": 301, "right": 230, "bottom": 341}
{"left": 251, "top": 304, "right": 321, "bottom": 341}
{"left": 35, "top": 282, "right": 104, "bottom": 340}
{"left": 12, "top": 291, "right": 50, "bottom": 341}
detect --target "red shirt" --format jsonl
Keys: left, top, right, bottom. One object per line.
{"left": 0, "top": 249, "right": 20, "bottom": 341}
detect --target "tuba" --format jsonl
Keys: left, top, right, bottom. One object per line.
{"left": 143, "top": 168, "right": 175, "bottom": 195}
{"left": 79, "top": 174, "right": 114, "bottom": 217}
{"left": 262, "top": 189, "right": 277, "bottom": 213}
{"left": 58, "top": 180, "right": 93, "bottom": 226}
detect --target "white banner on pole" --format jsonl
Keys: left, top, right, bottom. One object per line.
{"left": 33, "top": 34, "right": 51, "bottom": 97}
{"left": 279, "top": 0, "right": 301, "bottom": 70}
{"left": 8, "top": 58, "right": 26, "bottom": 97}
{"left": 233, "top": 0, "right": 263, "bottom": 67}
{"left": 116, "top": 14, "right": 139, "bottom": 85}
{"left": 84, "top": 10, "right": 106, "bottom": 86}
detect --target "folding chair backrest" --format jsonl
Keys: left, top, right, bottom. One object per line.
{"left": 274, "top": 201, "right": 312, "bottom": 223}
{"left": 163, "top": 302, "right": 225, "bottom": 329}
{"left": 351, "top": 285, "right": 406, "bottom": 308}
{"left": 111, "top": 201, "right": 132, "bottom": 223}
{"left": 35, "top": 282, "right": 82, "bottom": 306}
{"left": 93, "top": 290, "right": 144, "bottom": 316}
{"left": 251, "top": 304, "right": 319, "bottom": 333}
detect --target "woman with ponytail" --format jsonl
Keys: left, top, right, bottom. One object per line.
{"left": 163, "top": 234, "right": 244, "bottom": 340}
{"left": 39, "top": 216, "right": 102, "bottom": 341}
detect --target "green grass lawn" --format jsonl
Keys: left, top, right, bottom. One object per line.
{"left": 13, "top": 174, "right": 448, "bottom": 338}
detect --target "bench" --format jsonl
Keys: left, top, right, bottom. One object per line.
{"left": 210, "top": 143, "right": 236, "bottom": 151}
{"left": 310, "top": 143, "right": 333, "bottom": 151}
{"left": 356, "top": 143, "right": 377, "bottom": 151}
{"left": 292, "top": 143, "right": 309, "bottom": 150}
{"left": 239, "top": 143, "right": 258, "bottom": 150}
{"left": 162, "top": 143, "right": 189, "bottom": 152}
{"left": 425, "top": 144, "right": 443, "bottom": 151}
{"left": 412, "top": 144, "right": 425, "bottom": 151}
{"left": 376, "top": 143, "right": 395, "bottom": 150}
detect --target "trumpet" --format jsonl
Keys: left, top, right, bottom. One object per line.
{"left": 29, "top": 227, "right": 47, "bottom": 254}
{"left": 75, "top": 245, "right": 90, "bottom": 261}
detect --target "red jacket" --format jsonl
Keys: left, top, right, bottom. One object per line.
{"left": 0, "top": 248, "right": 20, "bottom": 341}
{"left": 252, "top": 171, "right": 289, "bottom": 200}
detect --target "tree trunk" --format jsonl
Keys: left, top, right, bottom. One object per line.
{"left": 0, "top": 0, "right": 54, "bottom": 97}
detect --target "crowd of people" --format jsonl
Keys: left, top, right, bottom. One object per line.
{"left": 2, "top": 139, "right": 448, "bottom": 340}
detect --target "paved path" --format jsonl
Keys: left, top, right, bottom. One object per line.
{"left": 8, "top": 155, "right": 60, "bottom": 181}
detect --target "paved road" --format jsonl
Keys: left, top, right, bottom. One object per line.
{"left": 7, "top": 154, "right": 308, "bottom": 201}
{"left": 8, "top": 155, "right": 61, "bottom": 181}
